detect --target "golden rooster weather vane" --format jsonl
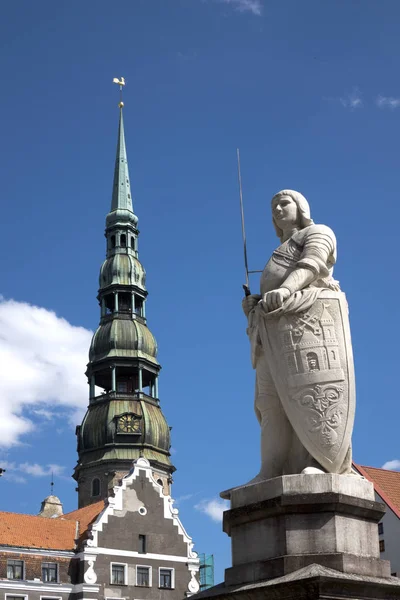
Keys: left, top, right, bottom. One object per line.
{"left": 113, "top": 76, "right": 126, "bottom": 107}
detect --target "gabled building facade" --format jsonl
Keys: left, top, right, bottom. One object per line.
{"left": 75, "top": 458, "right": 200, "bottom": 600}
{"left": 354, "top": 463, "right": 400, "bottom": 577}
{"left": 0, "top": 97, "right": 200, "bottom": 600}
{"left": 0, "top": 459, "right": 199, "bottom": 600}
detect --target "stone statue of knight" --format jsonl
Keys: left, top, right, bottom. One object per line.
{"left": 242, "top": 190, "right": 354, "bottom": 481}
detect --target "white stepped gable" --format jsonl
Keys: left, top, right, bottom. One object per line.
{"left": 82, "top": 457, "right": 200, "bottom": 596}
{"left": 85, "top": 457, "right": 198, "bottom": 560}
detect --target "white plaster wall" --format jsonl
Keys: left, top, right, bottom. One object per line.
{"left": 376, "top": 491, "right": 400, "bottom": 576}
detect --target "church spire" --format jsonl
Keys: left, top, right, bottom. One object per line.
{"left": 110, "top": 107, "right": 134, "bottom": 213}
{"left": 73, "top": 81, "right": 174, "bottom": 508}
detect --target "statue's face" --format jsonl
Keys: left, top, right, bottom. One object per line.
{"left": 272, "top": 195, "right": 299, "bottom": 230}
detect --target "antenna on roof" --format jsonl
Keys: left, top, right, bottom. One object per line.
{"left": 50, "top": 471, "right": 54, "bottom": 494}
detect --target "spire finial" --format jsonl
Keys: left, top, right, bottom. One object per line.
{"left": 50, "top": 470, "right": 54, "bottom": 494}
{"left": 113, "top": 76, "right": 126, "bottom": 108}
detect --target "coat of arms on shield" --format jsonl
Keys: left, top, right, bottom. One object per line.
{"left": 276, "top": 291, "right": 355, "bottom": 472}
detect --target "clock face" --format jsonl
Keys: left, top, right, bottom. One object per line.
{"left": 117, "top": 414, "right": 141, "bottom": 434}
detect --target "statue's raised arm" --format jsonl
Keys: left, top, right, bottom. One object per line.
{"left": 243, "top": 190, "right": 354, "bottom": 481}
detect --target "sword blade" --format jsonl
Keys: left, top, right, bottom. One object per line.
{"left": 237, "top": 148, "right": 250, "bottom": 296}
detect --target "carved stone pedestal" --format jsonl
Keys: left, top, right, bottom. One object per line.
{"left": 192, "top": 474, "right": 400, "bottom": 600}
{"left": 221, "top": 474, "right": 390, "bottom": 585}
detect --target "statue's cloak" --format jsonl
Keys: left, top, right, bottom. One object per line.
{"left": 249, "top": 289, "right": 355, "bottom": 473}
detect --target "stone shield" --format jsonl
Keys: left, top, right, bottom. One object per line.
{"left": 266, "top": 291, "right": 355, "bottom": 472}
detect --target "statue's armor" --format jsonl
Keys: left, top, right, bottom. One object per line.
{"left": 260, "top": 224, "right": 337, "bottom": 295}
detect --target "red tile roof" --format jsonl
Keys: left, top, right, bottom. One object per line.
{"left": 0, "top": 511, "right": 77, "bottom": 551}
{"left": 63, "top": 500, "right": 105, "bottom": 544}
{"left": 0, "top": 501, "right": 105, "bottom": 551}
{"left": 355, "top": 464, "right": 400, "bottom": 519}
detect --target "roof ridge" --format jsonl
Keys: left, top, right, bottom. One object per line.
{"left": 0, "top": 510, "right": 55, "bottom": 518}
{"left": 357, "top": 463, "right": 400, "bottom": 473}
{"left": 63, "top": 499, "right": 105, "bottom": 518}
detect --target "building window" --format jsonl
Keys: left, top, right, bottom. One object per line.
{"left": 7, "top": 560, "right": 24, "bottom": 580}
{"left": 111, "top": 235, "right": 116, "bottom": 248}
{"left": 117, "top": 381, "right": 128, "bottom": 393}
{"left": 131, "top": 237, "right": 135, "bottom": 250}
{"left": 159, "top": 568, "right": 174, "bottom": 589}
{"left": 6, "top": 596, "right": 26, "bottom": 600}
{"left": 91, "top": 477, "right": 101, "bottom": 497}
{"left": 379, "top": 539, "right": 385, "bottom": 552}
{"left": 42, "top": 562, "right": 58, "bottom": 583}
{"left": 111, "top": 563, "right": 126, "bottom": 585}
{"left": 138, "top": 534, "right": 146, "bottom": 554}
{"left": 378, "top": 522, "right": 384, "bottom": 535}
{"left": 121, "top": 234, "right": 126, "bottom": 248}
{"left": 136, "top": 565, "right": 151, "bottom": 587}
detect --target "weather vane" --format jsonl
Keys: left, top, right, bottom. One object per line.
{"left": 113, "top": 77, "right": 126, "bottom": 108}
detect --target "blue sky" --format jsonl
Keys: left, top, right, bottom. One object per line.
{"left": 1, "top": 0, "right": 400, "bottom": 583}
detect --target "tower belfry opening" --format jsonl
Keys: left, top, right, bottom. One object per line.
{"left": 73, "top": 99, "right": 174, "bottom": 508}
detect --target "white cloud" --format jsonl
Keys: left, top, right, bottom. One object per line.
{"left": 195, "top": 498, "right": 229, "bottom": 522}
{"left": 0, "top": 298, "right": 93, "bottom": 446}
{"left": 217, "top": 0, "right": 263, "bottom": 16}
{"left": 0, "top": 461, "right": 16, "bottom": 475}
{"left": 376, "top": 95, "right": 400, "bottom": 109}
{"left": 175, "top": 493, "right": 194, "bottom": 504}
{"left": 18, "top": 463, "right": 65, "bottom": 477}
{"left": 4, "top": 473, "right": 27, "bottom": 484}
{"left": 32, "top": 408, "right": 56, "bottom": 420}
{"left": 0, "top": 461, "right": 65, "bottom": 484}
{"left": 339, "top": 88, "right": 363, "bottom": 109}
{"left": 381, "top": 459, "right": 400, "bottom": 471}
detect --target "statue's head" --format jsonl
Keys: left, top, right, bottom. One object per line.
{"left": 271, "top": 190, "right": 314, "bottom": 240}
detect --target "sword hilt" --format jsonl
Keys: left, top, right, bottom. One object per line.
{"left": 243, "top": 284, "right": 251, "bottom": 297}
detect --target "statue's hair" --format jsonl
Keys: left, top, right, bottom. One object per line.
{"left": 271, "top": 189, "right": 314, "bottom": 240}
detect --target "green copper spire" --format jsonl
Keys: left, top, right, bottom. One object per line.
{"left": 111, "top": 107, "right": 134, "bottom": 213}
{"left": 74, "top": 90, "right": 175, "bottom": 508}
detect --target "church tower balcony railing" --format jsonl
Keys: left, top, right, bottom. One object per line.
{"left": 90, "top": 390, "right": 160, "bottom": 406}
